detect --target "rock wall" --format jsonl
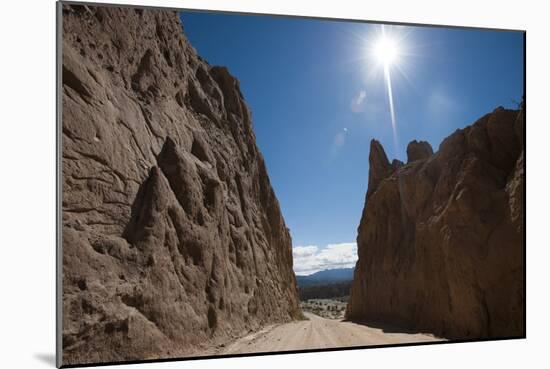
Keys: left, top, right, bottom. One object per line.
{"left": 61, "top": 4, "right": 300, "bottom": 365}
{"left": 346, "top": 106, "right": 524, "bottom": 339}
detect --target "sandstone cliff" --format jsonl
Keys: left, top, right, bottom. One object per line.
{"left": 61, "top": 4, "right": 300, "bottom": 365}
{"left": 346, "top": 106, "right": 524, "bottom": 339}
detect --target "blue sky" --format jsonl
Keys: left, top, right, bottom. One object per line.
{"left": 179, "top": 12, "right": 524, "bottom": 275}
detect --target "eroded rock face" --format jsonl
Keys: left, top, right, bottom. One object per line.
{"left": 61, "top": 4, "right": 300, "bottom": 365}
{"left": 346, "top": 106, "right": 524, "bottom": 339}
{"left": 406, "top": 140, "right": 433, "bottom": 163}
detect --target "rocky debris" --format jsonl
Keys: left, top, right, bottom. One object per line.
{"left": 406, "top": 140, "right": 433, "bottom": 163}
{"left": 61, "top": 4, "right": 300, "bottom": 365}
{"left": 346, "top": 106, "right": 524, "bottom": 339}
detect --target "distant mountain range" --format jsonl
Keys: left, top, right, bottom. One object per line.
{"left": 296, "top": 267, "right": 355, "bottom": 287}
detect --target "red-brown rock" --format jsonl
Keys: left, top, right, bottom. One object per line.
{"left": 346, "top": 106, "right": 524, "bottom": 339}
{"left": 61, "top": 4, "right": 300, "bottom": 365}
{"left": 406, "top": 140, "right": 433, "bottom": 163}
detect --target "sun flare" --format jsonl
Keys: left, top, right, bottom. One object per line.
{"left": 373, "top": 36, "right": 399, "bottom": 67}
{"left": 367, "top": 28, "right": 404, "bottom": 156}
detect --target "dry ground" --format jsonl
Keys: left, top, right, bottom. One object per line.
{"left": 218, "top": 312, "right": 443, "bottom": 354}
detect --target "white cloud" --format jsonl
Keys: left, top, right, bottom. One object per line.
{"left": 292, "top": 245, "right": 318, "bottom": 258}
{"left": 350, "top": 90, "right": 367, "bottom": 113}
{"left": 293, "top": 242, "right": 358, "bottom": 276}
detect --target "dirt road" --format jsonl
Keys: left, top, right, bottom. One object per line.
{"left": 221, "top": 312, "right": 443, "bottom": 354}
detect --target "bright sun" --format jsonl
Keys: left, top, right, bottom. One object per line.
{"left": 373, "top": 36, "right": 399, "bottom": 67}
{"left": 367, "top": 27, "right": 404, "bottom": 158}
